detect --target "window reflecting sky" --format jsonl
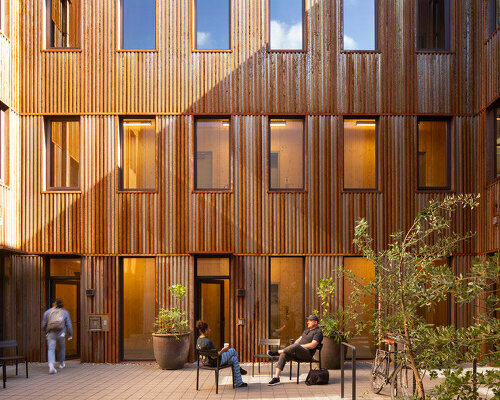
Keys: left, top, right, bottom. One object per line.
{"left": 196, "top": 0, "right": 230, "bottom": 49}
{"left": 343, "top": 0, "right": 375, "bottom": 50}
{"left": 122, "top": 0, "right": 156, "bottom": 49}
{"left": 270, "top": 0, "right": 303, "bottom": 50}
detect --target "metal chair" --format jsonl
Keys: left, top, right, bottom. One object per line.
{"left": 252, "top": 338, "right": 280, "bottom": 376}
{"left": 196, "top": 349, "right": 234, "bottom": 394}
{"left": 289, "top": 342, "right": 323, "bottom": 384}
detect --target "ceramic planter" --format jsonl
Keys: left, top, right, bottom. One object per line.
{"left": 320, "top": 335, "right": 348, "bottom": 370}
{"left": 152, "top": 332, "right": 190, "bottom": 370}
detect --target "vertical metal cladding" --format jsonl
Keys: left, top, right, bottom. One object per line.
{"left": 485, "top": 30, "right": 500, "bottom": 107}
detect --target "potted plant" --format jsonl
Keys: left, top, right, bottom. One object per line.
{"left": 314, "top": 277, "right": 358, "bottom": 370}
{"left": 152, "top": 284, "right": 190, "bottom": 369}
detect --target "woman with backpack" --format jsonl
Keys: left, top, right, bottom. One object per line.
{"left": 42, "top": 299, "right": 73, "bottom": 374}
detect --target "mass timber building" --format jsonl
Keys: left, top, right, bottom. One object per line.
{"left": 0, "top": 0, "right": 499, "bottom": 363}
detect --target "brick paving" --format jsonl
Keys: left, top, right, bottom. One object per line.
{"left": 0, "top": 360, "right": 437, "bottom": 400}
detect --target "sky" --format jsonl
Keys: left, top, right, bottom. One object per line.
{"left": 196, "top": 0, "right": 230, "bottom": 49}
{"left": 343, "top": 0, "right": 376, "bottom": 50}
{"left": 122, "top": 0, "right": 156, "bottom": 49}
{"left": 270, "top": 0, "right": 303, "bottom": 50}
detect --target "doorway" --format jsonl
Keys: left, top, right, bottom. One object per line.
{"left": 195, "top": 257, "right": 230, "bottom": 350}
{"left": 48, "top": 258, "right": 81, "bottom": 359}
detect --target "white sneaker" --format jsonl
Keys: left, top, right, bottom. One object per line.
{"left": 49, "top": 365, "right": 57, "bottom": 374}
{"left": 59, "top": 362, "right": 65, "bottom": 369}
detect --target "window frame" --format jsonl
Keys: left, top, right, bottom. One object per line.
{"left": 267, "top": 116, "right": 306, "bottom": 192}
{"left": 118, "top": 0, "right": 158, "bottom": 51}
{"left": 193, "top": 116, "right": 233, "bottom": 192}
{"left": 0, "top": 0, "right": 5, "bottom": 36}
{"left": 341, "top": 0, "right": 379, "bottom": 52}
{"left": 489, "top": 100, "right": 500, "bottom": 184}
{"left": 45, "top": 116, "right": 81, "bottom": 192}
{"left": 342, "top": 116, "right": 379, "bottom": 192}
{"left": 416, "top": 0, "right": 451, "bottom": 52}
{"left": 0, "top": 103, "right": 6, "bottom": 184}
{"left": 118, "top": 116, "right": 158, "bottom": 193}
{"left": 45, "top": 0, "right": 82, "bottom": 50}
{"left": 192, "top": 0, "right": 232, "bottom": 52}
{"left": 416, "top": 117, "right": 452, "bottom": 191}
{"left": 486, "top": 0, "right": 500, "bottom": 40}
{"left": 267, "top": 0, "right": 306, "bottom": 52}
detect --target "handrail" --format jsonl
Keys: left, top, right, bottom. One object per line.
{"left": 340, "top": 342, "right": 356, "bottom": 400}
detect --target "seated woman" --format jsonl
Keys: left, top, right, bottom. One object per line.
{"left": 195, "top": 320, "right": 248, "bottom": 388}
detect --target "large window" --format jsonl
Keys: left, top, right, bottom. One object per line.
{"left": 417, "top": 0, "right": 450, "bottom": 50}
{"left": 120, "top": 0, "right": 156, "bottom": 49}
{"left": 487, "top": 0, "right": 500, "bottom": 36}
{"left": 121, "top": 118, "right": 156, "bottom": 190}
{"left": 122, "top": 258, "right": 155, "bottom": 360}
{"left": 46, "top": 0, "right": 80, "bottom": 48}
{"left": 195, "top": 119, "right": 230, "bottom": 190}
{"left": 342, "top": 0, "right": 377, "bottom": 50}
{"left": 494, "top": 105, "right": 500, "bottom": 180}
{"left": 194, "top": 0, "right": 230, "bottom": 50}
{"left": 46, "top": 118, "right": 80, "bottom": 190}
{"left": 0, "top": 0, "right": 6, "bottom": 34}
{"left": 343, "top": 119, "right": 377, "bottom": 190}
{"left": 269, "top": 0, "right": 303, "bottom": 50}
{"left": 269, "top": 118, "right": 304, "bottom": 190}
{"left": 270, "top": 258, "right": 304, "bottom": 344}
{"left": 0, "top": 104, "right": 7, "bottom": 183}
{"left": 417, "top": 120, "right": 450, "bottom": 190}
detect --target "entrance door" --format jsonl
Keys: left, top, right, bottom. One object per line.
{"left": 50, "top": 280, "right": 80, "bottom": 359}
{"left": 196, "top": 280, "right": 224, "bottom": 349}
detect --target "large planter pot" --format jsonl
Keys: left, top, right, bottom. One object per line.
{"left": 152, "top": 332, "right": 190, "bottom": 370}
{"left": 320, "top": 335, "right": 348, "bottom": 370}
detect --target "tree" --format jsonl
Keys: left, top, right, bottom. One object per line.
{"left": 349, "top": 194, "right": 499, "bottom": 399}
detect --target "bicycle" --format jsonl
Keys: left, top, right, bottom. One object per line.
{"left": 370, "top": 336, "right": 417, "bottom": 400}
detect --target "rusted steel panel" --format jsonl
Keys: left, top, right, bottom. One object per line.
{"left": 417, "top": 54, "right": 454, "bottom": 114}
{"left": 485, "top": 30, "right": 500, "bottom": 107}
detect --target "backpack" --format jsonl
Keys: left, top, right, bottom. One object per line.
{"left": 305, "top": 369, "right": 329, "bottom": 385}
{"left": 47, "top": 308, "right": 65, "bottom": 332}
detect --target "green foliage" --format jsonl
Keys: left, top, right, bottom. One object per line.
{"left": 349, "top": 194, "right": 500, "bottom": 399}
{"left": 153, "top": 284, "right": 189, "bottom": 335}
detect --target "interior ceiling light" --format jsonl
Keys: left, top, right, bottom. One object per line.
{"left": 356, "top": 120, "right": 376, "bottom": 127}
{"left": 270, "top": 120, "right": 287, "bottom": 127}
{"left": 222, "top": 121, "right": 230, "bottom": 127}
{"left": 123, "top": 121, "right": 153, "bottom": 127}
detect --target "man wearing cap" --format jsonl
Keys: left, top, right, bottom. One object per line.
{"left": 268, "top": 314, "right": 323, "bottom": 386}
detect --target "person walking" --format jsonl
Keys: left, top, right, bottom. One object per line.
{"left": 42, "top": 299, "right": 73, "bottom": 374}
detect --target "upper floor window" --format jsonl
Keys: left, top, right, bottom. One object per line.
{"left": 417, "top": 0, "right": 450, "bottom": 50}
{"left": 269, "top": 0, "right": 304, "bottom": 50}
{"left": 493, "top": 105, "right": 500, "bottom": 181}
{"left": 417, "top": 120, "right": 450, "bottom": 190}
{"left": 342, "top": 0, "right": 377, "bottom": 50}
{"left": 121, "top": 118, "right": 156, "bottom": 190}
{"left": 194, "top": 0, "right": 230, "bottom": 50}
{"left": 46, "top": 118, "right": 80, "bottom": 190}
{"left": 269, "top": 118, "right": 304, "bottom": 190}
{"left": 120, "top": 0, "right": 156, "bottom": 50}
{"left": 0, "top": 0, "right": 6, "bottom": 35}
{"left": 343, "top": 119, "right": 377, "bottom": 190}
{"left": 487, "top": 0, "right": 500, "bottom": 36}
{"left": 0, "top": 103, "right": 8, "bottom": 184}
{"left": 46, "top": 0, "right": 81, "bottom": 48}
{"left": 195, "top": 118, "right": 231, "bottom": 190}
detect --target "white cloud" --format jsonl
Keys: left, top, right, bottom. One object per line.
{"left": 270, "top": 20, "right": 303, "bottom": 50}
{"left": 343, "top": 34, "right": 358, "bottom": 50}
{"left": 197, "top": 32, "right": 212, "bottom": 48}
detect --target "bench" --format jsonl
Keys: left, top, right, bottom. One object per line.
{"left": 196, "top": 349, "right": 234, "bottom": 394}
{"left": 0, "top": 340, "right": 28, "bottom": 388}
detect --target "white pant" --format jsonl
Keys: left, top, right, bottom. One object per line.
{"left": 46, "top": 331, "right": 65, "bottom": 365}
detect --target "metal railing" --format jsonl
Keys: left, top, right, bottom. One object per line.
{"left": 340, "top": 342, "right": 356, "bottom": 400}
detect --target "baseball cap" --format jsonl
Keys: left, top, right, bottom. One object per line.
{"left": 306, "top": 314, "right": 319, "bottom": 322}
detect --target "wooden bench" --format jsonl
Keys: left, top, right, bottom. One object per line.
{"left": 196, "top": 349, "right": 234, "bottom": 394}
{"left": 0, "top": 340, "right": 28, "bottom": 389}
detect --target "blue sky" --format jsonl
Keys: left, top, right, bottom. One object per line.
{"left": 270, "top": 0, "right": 303, "bottom": 50}
{"left": 122, "top": 0, "right": 156, "bottom": 49}
{"left": 196, "top": 0, "right": 230, "bottom": 49}
{"left": 343, "top": 0, "right": 376, "bottom": 50}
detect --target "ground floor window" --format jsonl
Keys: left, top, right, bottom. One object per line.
{"left": 269, "top": 257, "right": 304, "bottom": 345}
{"left": 122, "top": 258, "right": 155, "bottom": 360}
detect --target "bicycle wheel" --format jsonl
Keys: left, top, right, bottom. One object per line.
{"left": 390, "top": 362, "right": 416, "bottom": 400}
{"left": 370, "top": 349, "right": 389, "bottom": 394}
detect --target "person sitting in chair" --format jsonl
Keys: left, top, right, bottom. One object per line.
{"left": 268, "top": 314, "right": 323, "bottom": 386}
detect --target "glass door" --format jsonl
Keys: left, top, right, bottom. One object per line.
{"left": 197, "top": 280, "right": 224, "bottom": 349}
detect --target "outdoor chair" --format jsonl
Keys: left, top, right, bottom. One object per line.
{"left": 252, "top": 338, "right": 280, "bottom": 376}
{"left": 289, "top": 342, "right": 323, "bottom": 384}
{"left": 0, "top": 340, "right": 28, "bottom": 388}
{"left": 196, "top": 349, "right": 234, "bottom": 394}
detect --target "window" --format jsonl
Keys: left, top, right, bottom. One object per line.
{"left": 343, "top": 119, "right": 377, "bottom": 190}
{"left": 121, "top": 118, "right": 156, "bottom": 190}
{"left": 194, "top": 0, "right": 230, "bottom": 50}
{"left": 269, "top": 118, "right": 304, "bottom": 190}
{"left": 269, "top": 0, "right": 303, "bottom": 50}
{"left": 0, "top": 104, "right": 8, "bottom": 183}
{"left": 120, "top": 0, "right": 156, "bottom": 49}
{"left": 488, "top": 0, "right": 500, "bottom": 36}
{"left": 0, "top": 0, "right": 4, "bottom": 34}
{"left": 195, "top": 119, "right": 230, "bottom": 190}
{"left": 493, "top": 105, "right": 500, "bottom": 181}
{"left": 46, "top": 118, "right": 80, "bottom": 190}
{"left": 342, "top": 0, "right": 377, "bottom": 50}
{"left": 270, "top": 257, "right": 304, "bottom": 343}
{"left": 417, "top": 0, "right": 450, "bottom": 50}
{"left": 417, "top": 120, "right": 450, "bottom": 190}
{"left": 46, "top": 0, "right": 81, "bottom": 48}
{"left": 122, "top": 258, "right": 155, "bottom": 360}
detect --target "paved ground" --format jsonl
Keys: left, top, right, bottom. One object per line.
{"left": 0, "top": 360, "right": 443, "bottom": 400}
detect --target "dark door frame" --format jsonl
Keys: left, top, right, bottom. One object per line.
{"left": 195, "top": 279, "right": 225, "bottom": 349}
